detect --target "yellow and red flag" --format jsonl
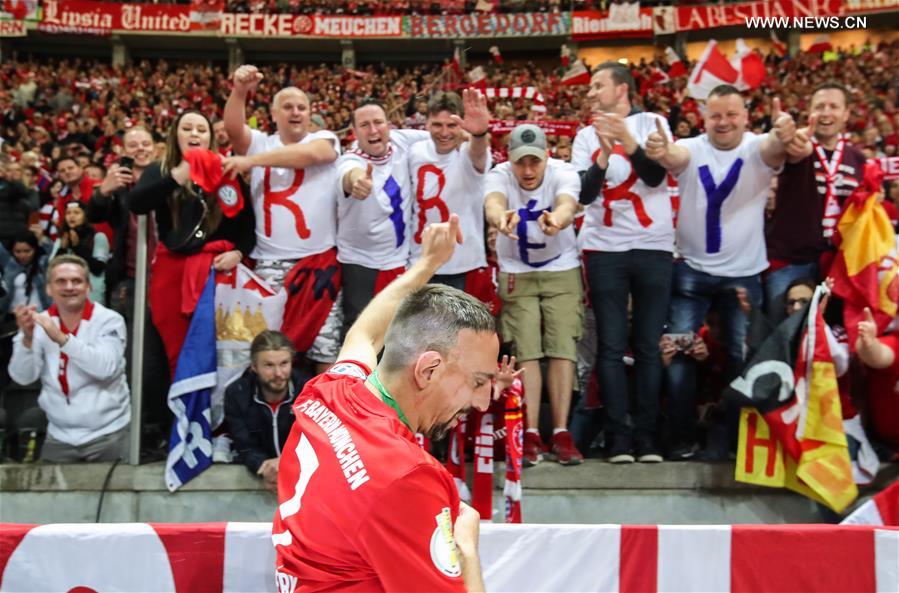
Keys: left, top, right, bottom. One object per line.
{"left": 730, "top": 286, "right": 857, "bottom": 513}
{"left": 830, "top": 160, "right": 899, "bottom": 349}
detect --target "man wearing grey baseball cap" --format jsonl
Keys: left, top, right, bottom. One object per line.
{"left": 484, "top": 123, "right": 584, "bottom": 466}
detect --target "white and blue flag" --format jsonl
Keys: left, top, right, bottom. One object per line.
{"left": 165, "top": 269, "right": 217, "bottom": 492}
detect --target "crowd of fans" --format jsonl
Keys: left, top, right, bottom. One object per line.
{"left": 1, "top": 39, "right": 898, "bottom": 486}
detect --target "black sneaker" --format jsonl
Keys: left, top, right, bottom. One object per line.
{"left": 608, "top": 439, "right": 635, "bottom": 464}
{"left": 635, "top": 438, "right": 663, "bottom": 463}
{"left": 667, "top": 441, "right": 695, "bottom": 461}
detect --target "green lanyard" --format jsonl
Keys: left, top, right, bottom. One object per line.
{"left": 368, "top": 370, "right": 412, "bottom": 431}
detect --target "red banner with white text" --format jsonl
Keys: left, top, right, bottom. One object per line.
{"left": 571, "top": 8, "right": 654, "bottom": 40}
{"left": 39, "top": 0, "right": 190, "bottom": 33}
{"left": 653, "top": 0, "right": 846, "bottom": 34}
{"left": 218, "top": 13, "right": 402, "bottom": 37}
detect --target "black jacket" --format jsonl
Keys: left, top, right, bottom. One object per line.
{"left": 86, "top": 185, "right": 130, "bottom": 293}
{"left": 0, "top": 179, "right": 38, "bottom": 245}
{"left": 224, "top": 366, "right": 310, "bottom": 475}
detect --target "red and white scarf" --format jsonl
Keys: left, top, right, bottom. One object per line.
{"left": 503, "top": 379, "right": 524, "bottom": 523}
{"left": 814, "top": 134, "right": 847, "bottom": 240}
{"left": 351, "top": 144, "right": 394, "bottom": 166}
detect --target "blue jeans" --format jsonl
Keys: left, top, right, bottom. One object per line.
{"left": 665, "top": 261, "right": 762, "bottom": 443}
{"left": 585, "top": 250, "right": 672, "bottom": 445}
{"left": 764, "top": 262, "right": 818, "bottom": 324}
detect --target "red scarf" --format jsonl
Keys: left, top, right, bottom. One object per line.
{"left": 472, "top": 410, "right": 494, "bottom": 520}
{"left": 49, "top": 300, "right": 95, "bottom": 403}
{"left": 503, "top": 379, "right": 524, "bottom": 523}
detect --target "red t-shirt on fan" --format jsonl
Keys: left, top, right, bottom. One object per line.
{"left": 273, "top": 361, "right": 465, "bottom": 593}
{"left": 863, "top": 334, "right": 899, "bottom": 451}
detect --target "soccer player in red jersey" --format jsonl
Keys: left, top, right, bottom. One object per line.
{"left": 273, "top": 214, "right": 497, "bottom": 593}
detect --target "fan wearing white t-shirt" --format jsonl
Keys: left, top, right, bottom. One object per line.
{"left": 645, "top": 84, "right": 808, "bottom": 459}
{"left": 573, "top": 63, "right": 675, "bottom": 465}
{"left": 223, "top": 65, "right": 341, "bottom": 373}
{"left": 484, "top": 124, "right": 583, "bottom": 467}
{"left": 407, "top": 90, "right": 492, "bottom": 292}
{"left": 336, "top": 99, "right": 431, "bottom": 336}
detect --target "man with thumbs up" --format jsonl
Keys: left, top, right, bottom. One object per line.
{"left": 336, "top": 99, "right": 429, "bottom": 335}
{"left": 856, "top": 307, "right": 899, "bottom": 452}
{"left": 484, "top": 124, "right": 583, "bottom": 466}
{"left": 766, "top": 82, "right": 867, "bottom": 323}
{"left": 573, "top": 61, "right": 675, "bottom": 464}
{"left": 646, "top": 84, "right": 807, "bottom": 460}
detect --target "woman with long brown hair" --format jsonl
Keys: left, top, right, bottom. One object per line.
{"left": 127, "top": 110, "right": 255, "bottom": 376}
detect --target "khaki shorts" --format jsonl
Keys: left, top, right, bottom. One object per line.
{"left": 498, "top": 268, "right": 584, "bottom": 363}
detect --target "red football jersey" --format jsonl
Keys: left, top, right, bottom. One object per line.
{"left": 273, "top": 361, "right": 465, "bottom": 593}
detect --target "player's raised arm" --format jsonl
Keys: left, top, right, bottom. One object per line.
{"left": 338, "top": 215, "right": 463, "bottom": 370}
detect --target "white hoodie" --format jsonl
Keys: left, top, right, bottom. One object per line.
{"left": 9, "top": 300, "right": 130, "bottom": 446}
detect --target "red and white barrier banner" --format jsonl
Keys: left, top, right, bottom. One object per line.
{"left": 218, "top": 13, "right": 402, "bottom": 37}
{"left": 571, "top": 8, "right": 654, "bottom": 40}
{"left": 1, "top": 522, "right": 897, "bottom": 592}
{"left": 653, "top": 0, "right": 844, "bottom": 33}
{"left": 0, "top": 0, "right": 38, "bottom": 21}
{"left": 0, "top": 18, "right": 25, "bottom": 35}
{"left": 39, "top": 0, "right": 190, "bottom": 33}
{"left": 405, "top": 12, "right": 570, "bottom": 38}
{"left": 880, "top": 156, "right": 899, "bottom": 181}
{"left": 490, "top": 119, "right": 580, "bottom": 137}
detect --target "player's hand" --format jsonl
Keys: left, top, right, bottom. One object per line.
{"left": 495, "top": 209, "right": 520, "bottom": 240}
{"left": 453, "top": 501, "right": 481, "bottom": 559}
{"left": 645, "top": 118, "right": 670, "bottom": 161}
{"left": 771, "top": 98, "right": 796, "bottom": 145}
{"left": 232, "top": 64, "right": 263, "bottom": 94}
{"left": 350, "top": 163, "right": 374, "bottom": 200}
{"left": 222, "top": 155, "right": 253, "bottom": 179}
{"left": 538, "top": 210, "right": 561, "bottom": 236}
{"left": 421, "top": 213, "right": 462, "bottom": 269}
{"left": 451, "top": 88, "right": 490, "bottom": 138}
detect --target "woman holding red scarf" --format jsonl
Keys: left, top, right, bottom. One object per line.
{"left": 127, "top": 110, "right": 255, "bottom": 377}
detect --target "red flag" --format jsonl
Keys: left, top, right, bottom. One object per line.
{"left": 807, "top": 35, "right": 833, "bottom": 54}
{"left": 732, "top": 39, "right": 765, "bottom": 90}
{"left": 489, "top": 45, "right": 503, "bottom": 65}
{"left": 451, "top": 46, "right": 462, "bottom": 77}
{"left": 561, "top": 60, "right": 591, "bottom": 86}
{"left": 665, "top": 47, "right": 686, "bottom": 78}
{"left": 687, "top": 40, "right": 739, "bottom": 99}
{"left": 842, "top": 480, "right": 899, "bottom": 525}
{"left": 830, "top": 161, "right": 899, "bottom": 349}
{"left": 467, "top": 65, "right": 487, "bottom": 90}
{"left": 560, "top": 44, "right": 571, "bottom": 68}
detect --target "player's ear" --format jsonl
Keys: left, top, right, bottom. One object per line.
{"left": 412, "top": 351, "right": 443, "bottom": 391}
